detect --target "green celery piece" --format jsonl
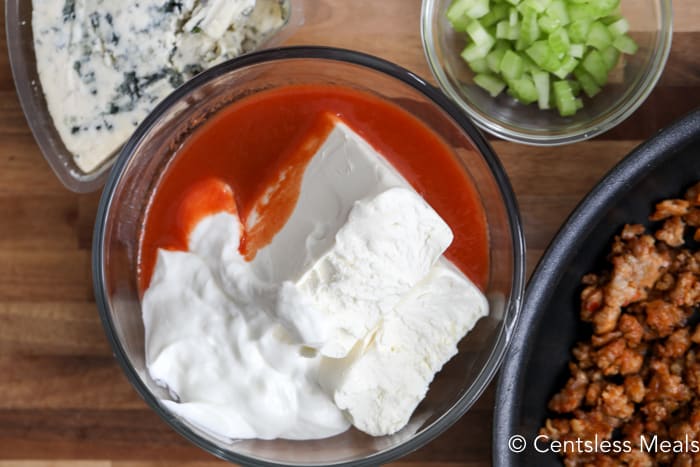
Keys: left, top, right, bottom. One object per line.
{"left": 607, "top": 18, "right": 629, "bottom": 36}
{"left": 567, "top": 19, "right": 591, "bottom": 43}
{"left": 505, "top": 0, "right": 522, "bottom": 5}
{"left": 466, "top": 0, "right": 490, "bottom": 19}
{"left": 508, "top": 23, "right": 521, "bottom": 40}
{"left": 586, "top": 21, "right": 613, "bottom": 50}
{"left": 474, "top": 73, "right": 507, "bottom": 96}
{"left": 522, "top": 0, "right": 552, "bottom": 14}
{"left": 548, "top": 27, "right": 570, "bottom": 58}
{"left": 538, "top": 15, "right": 560, "bottom": 34}
{"left": 521, "top": 54, "right": 539, "bottom": 72}
{"left": 588, "top": 0, "right": 620, "bottom": 17}
{"left": 481, "top": 4, "right": 510, "bottom": 27}
{"left": 553, "top": 80, "right": 577, "bottom": 116}
{"left": 507, "top": 75, "right": 538, "bottom": 104}
{"left": 496, "top": 20, "right": 511, "bottom": 39}
{"left": 487, "top": 45, "right": 509, "bottom": 72}
{"left": 525, "top": 40, "right": 561, "bottom": 72}
{"left": 569, "top": 43, "right": 585, "bottom": 58}
{"left": 447, "top": 0, "right": 472, "bottom": 28}
{"left": 601, "top": 13, "right": 623, "bottom": 25}
{"left": 468, "top": 57, "right": 490, "bottom": 73}
{"left": 613, "top": 34, "right": 639, "bottom": 54}
{"left": 517, "top": 7, "right": 540, "bottom": 50}
{"left": 601, "top": 46, "right": 620, "bottom": 70}
{"left": 575, "top": 97, "right": 584, "bottom": 110}
{"left": 582, "top": 49, "right": 609, "bottom": 85}
{"left": 462, "top": 18, "right": 496, "bottom": 59}
{"left": 545, "top": 0, "right": 570, "bottom": 25}
{"left": 461, "top": 42, "right": 494, "bottom": 61}
{"left": 553, "top": 55, "right": 579, "bottom": 79}
{"left": 500, "top": 49, "right": 525, "bottom": 80}
{"left": 509, "top": 7, "right": 519, "bottom": 26}
{"left": 573, "top": 66, "right": 601, "bottom": 97}
{"left": 531, "top": 70, "right": 550, "bottom": 109}
{"left": 466, "top": 18, "right": 496, "bottom": 45}
{"left": 567, "top": 4, "right": 592, "bottom": 22}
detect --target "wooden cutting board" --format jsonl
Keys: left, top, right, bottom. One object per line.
{"left": 0, "top": 1, "right": 698, "bottom": 466}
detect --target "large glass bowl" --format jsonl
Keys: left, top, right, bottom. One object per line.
{"left": 92, "top": 46, "right": 526, "bottom": 466}
{"left": 421, "top": 0, "right": 673, "bottom": 145}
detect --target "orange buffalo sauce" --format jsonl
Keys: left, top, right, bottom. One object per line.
{"left": 138, "top": 84, "right": 489, "bottom": 292}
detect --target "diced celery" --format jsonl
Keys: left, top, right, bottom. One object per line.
{"left": 553, "top": 55, "right": 579, "bottom": 79}
{"left": 507, "top": 75, "right": 538, "bottom": 104}
{"left": 567, "top": 3, "right": 593, "bottom": 21}
{"left": 569, "top": 43, "right": 584, "bottom": 58}
{"left": 461, "top": 42, "right": 494, "bottom": 61}
{"left": 467, "top": 19, "right": 495, "bottom": 45}
{"left": 474, "top": 73, "right": 508, "bottom": 96}
{"left": 538, "top": 15, "right": 560, "bottom": 34}
{"left": 500, "top": 49, "right": 525, "bottom": 79}
{"left": 496, "top": 20, "right": 511, "bottom": 39}
{"left": 582, "top": 49, "right": 609, "bottom": 85}
{"left": 525, "top": 40, "right": 561, "bottom": 72}
{"left": 466, "top": 0, "right": 491, "bottom": 19}
{"left": 447, "top": 0, "right": 472, "bottom": 30}
{"left": 508, "top": 23, "right": 521, "bottom": 40}
{"left": 521, "top": 54, "right": 539, "bottom": 72}
{"left": 567, "top": 19, "right": 591, "bottom": 43}
{"left": 523, "top": 0, "right": 552, "bottom": 14}
{"left": 586, "top": 21, "right": 613, "bottom": 50}
{"left": 468, "top": 57, "right": 490, "bottom": 73}
{"left": 531, "top": 70, "right": 550, "bottom": 109}
{"left": 613, "top": 34, "right": 638, "bottom": 54}
{"left": 545, "top": 0, "right": 570, "bottom": 25}
{"left": 589, "top": 0, "right": 620, "bottom": 17}
{"left": 573, "top": 66, "right": 601, "bottom": 97}
{"left": 601, "top": 13, "right": 623, "bottom": 26}
{"left": 509, "top": 7, "right": 520, "bottom": 26}
{"left": 447, "top": 0, "right": 639, "bottom": 116}
{"left": 607, "top": 18, "right": 629, "bottom": 36}
{"left": 487, "top": 45, "right": 509, "bottom": 72}
{"left": 481, "top": 4, "right": 510, "bottom": 27}
{"left": 517, "top": 7, "right": 541, "bottom": 49}
{"left": 601, "top": 46, "right": 620, "bottom": 70}
{"left": 553, "top": 80, "right": 577, "bottom": 116}
{"left": 548, "top": 28, "right": 570, "bottom": 58}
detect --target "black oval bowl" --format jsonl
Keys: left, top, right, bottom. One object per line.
{"left": 494, "top": 108, "right": 700, "bottom": 466}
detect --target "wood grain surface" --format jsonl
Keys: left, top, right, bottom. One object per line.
{"left": 1, "top": 1, "right": 699, "bottom": 466}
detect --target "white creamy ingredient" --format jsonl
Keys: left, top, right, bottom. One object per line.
{"left": 32, "top": 0, "right": 286, "bottom": 173}
{"left": 144, "top": 213, "right": 350, "bottom": 441}
{"left": 143, "top": 120, "right": 489, "bottom": 440}
{"left": 288, "top": 187, "right": 453, "bottom": 358}
{"left": 319, "top": 260, "right": 488, "bottom": 436}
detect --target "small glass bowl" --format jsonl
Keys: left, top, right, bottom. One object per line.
{"left": 5, "top": 0, "right": 304, "bottom": 192}
{"left": 421, "top": 0, "right": 673, "bottom": 145}
{"left": 93, "top": 47, "right": 526, "bottom": 466}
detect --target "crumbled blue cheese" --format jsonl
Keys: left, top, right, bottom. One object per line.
{"left": 32, "top": 0, "right": 287, "bottom": 173}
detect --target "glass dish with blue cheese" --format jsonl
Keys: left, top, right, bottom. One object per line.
{"left": 9, "top": 0, "right": 296, "bottom": 188}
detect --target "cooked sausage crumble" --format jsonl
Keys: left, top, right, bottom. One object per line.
{"left": 541, "top": 182, "right": 700, "bottom": 466}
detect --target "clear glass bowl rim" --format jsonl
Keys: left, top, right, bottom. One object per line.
{"left": 92, "top": 46, "right": 527, "bottom": 467}
{"left": 420, "top": 0, "right": 675, "bottom": 146}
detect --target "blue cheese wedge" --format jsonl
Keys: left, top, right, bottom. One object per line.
{"left": 32, "top": 0, "right": 287, "bottom": 173}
